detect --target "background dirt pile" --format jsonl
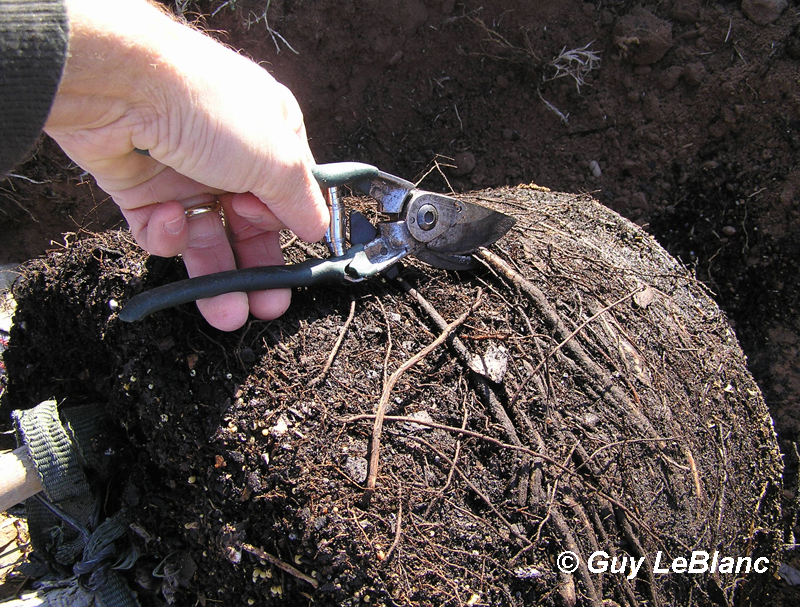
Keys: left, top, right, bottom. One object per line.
{"left": 1, "top": 0, "right": 799, "bottom": 604}
{"left": 1, "top": 189, "right": 785, "bottom": 605}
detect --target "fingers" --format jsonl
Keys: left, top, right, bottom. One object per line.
{"left": 126, "top": 195, "right": 292, "bottom": 330}
{"left": 223, "top": 194, "right": 292, "bottom": 321}
{"left": 160, "top": 61, "right": 327, "bottom": 244}
{"left": 44, "top": 12, "right": 330, "bottom": 330}
{"left": 176, "top": 210, "right": 248, "bottom": 331}
{"left": 229, "top": 192, "right": 286, "bottom": 233}
{"left": 121, "top": 200, "right": 187, "bottom": 257}
{"left": 246, "top": 84, "right": 329, "bottom": 243}
{"left": 256, "top": 154, "right": 328, "bottom": 244}
{"left": 237, "top": 122, "right": 328, "bottom": 244}
{"left": 194, "top": 291, "right": 249, "bottom": 332}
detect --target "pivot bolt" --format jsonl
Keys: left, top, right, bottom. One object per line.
{"left": 416, "top": 204, "right": 438, "bottom": 231}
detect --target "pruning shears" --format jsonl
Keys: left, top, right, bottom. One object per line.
{"left": 118, "top": 162, "right": 516, "bottom": 322}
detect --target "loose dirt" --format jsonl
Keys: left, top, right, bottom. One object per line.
{"left": 1, "top": 0, "right": 799, "bottom": 604}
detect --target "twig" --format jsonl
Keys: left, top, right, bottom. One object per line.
{"left": 280, "top": 234, "right": 298, "bottom": 250}
{"left": 347, "top": 413, "right": 563, "bottom": 466}
{"left": 549, "top": 504, "right": 603, "bottom": 606}
{"left": 512, "top": 479, "right": 559, "bottom": 563}
{"left": 0, "top": 186, "right": 38, "bottom": 222}
{"left": 294, "top": 240, "right": 323, "bottom": 259}
{"left": 361, "top": 290, "right": 482, "bottom": 507}
{"left": 685, "top": 446, "right": 706, "bottom": 509}
{"left": 309, "top": 299, "right": 356, "bottom": 387}
{"left": 538, "top": 91, "right": 570, "bottom": 124}
{"left": 454, "top": 104, "right": 463, "bottom": 130}
{"left": 583, "top": 436, "right": 680, "bottom": 466}
{"left": 375, "top": 298, "right": 393, "bottom": 385}
{"left": 396, "top": 276, "right": 473, "bottom": 363}
{"left": 414, "top": 155, "right": 457, "bottom": 195}
{"left": 617, "top": 512, "right": 661, "bottom": 607}
{"left": 242, "top": 0, "right": 299, "bottom": 54}
{"left": 211, "top": 0, "right": 233, "bottom": 17}
{"left": 443, "top": 498, "right": 506, "bottom": 541}
{"left": 349, "top": 507, "right": 375, "bottom": 550}
{"left": 405, "top": 434, "right": 531, "bottom": 548}
{"left": 406, "top": 512, "right": 469, "bottom": 603}
{"left": 397, "top": 275, "right": 526, "bottom": 450}
{"left": 525, "top": 287, "right": 644, "bottom": 391}
{"left": 507, "top": 282, "right": 644, "bottom": 418}
{"left": 239, "top": 543, "right": 318, "bottom": 588}
{"left": 6, "top": 173, "right": 49, "bottom": 185}
{"left": 477, "top": 248, "right": 661, "bottom": 442}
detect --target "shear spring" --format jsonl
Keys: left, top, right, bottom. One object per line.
{"left": 325, "top": 186, "right": 347, "bottom": 256}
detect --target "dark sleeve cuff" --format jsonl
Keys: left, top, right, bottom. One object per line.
{"left": 0, "top": 0, "right": 68, "bottom": 175}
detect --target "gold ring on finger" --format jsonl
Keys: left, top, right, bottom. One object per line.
{"left": 184, "top": 199, "right": 221, "bottom": 219}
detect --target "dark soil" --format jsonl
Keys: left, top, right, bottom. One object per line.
{"left": 1, "top": 189, "right": 786, "bottom": 605}
{"left": 1, "top": 0, "right": 799, "bottom": 604}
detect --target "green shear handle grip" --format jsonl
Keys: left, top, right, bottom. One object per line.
{"left": 312, "top": 162, "right": 379, "bottom": 188}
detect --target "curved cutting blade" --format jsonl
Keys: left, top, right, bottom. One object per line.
{"left": 402, "top": 194, "right": 516, "bottom": 270}
{"left": 424, "top": 198, "right": 515, "bottom": 253}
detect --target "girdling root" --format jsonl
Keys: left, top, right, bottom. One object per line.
{"left": 361, "top": 290, "right": 483, "bottom": 508}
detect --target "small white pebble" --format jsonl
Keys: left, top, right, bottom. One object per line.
{"left": 108, "top": 299, "right": 119, "bottom": 311}
{"left": 588, "top": 160, "right": 602, "bottom": 178}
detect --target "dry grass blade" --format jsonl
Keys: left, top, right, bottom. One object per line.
{"left": 546, "top": 42, "right": 601, "bottom": 93}
{"left": 239, "top": 543, "right": 318, "bottom": 588}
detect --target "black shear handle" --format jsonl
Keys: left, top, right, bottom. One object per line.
{"left": 118, "top": 254, "right": 356, "bottom": 322}
{"left": 119, "top": 163, "right": 381, "bottom": 323}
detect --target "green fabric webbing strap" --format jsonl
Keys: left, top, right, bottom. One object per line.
{"left": 13, "top": 400, "right": 94, "bottom": 565}
{"left": 12, "top": 400, "right": 141, "bottom": 607}
{"left": 12, "top": 399, "right": 90, "bottom": 502}
{"left": 63, "top": 402, "right": 113, "bottom": 474}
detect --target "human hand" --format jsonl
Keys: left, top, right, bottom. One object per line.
{"left": 44, "top": 0, "right": 328, "bottom": 331}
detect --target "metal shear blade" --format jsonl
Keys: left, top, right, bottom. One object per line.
{"left": 119, "top": 162, "right": 515, "bottom": 322}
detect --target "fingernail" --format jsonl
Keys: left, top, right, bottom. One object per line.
{"left": 164, "top": 215, "right": 186, "bottom": 235}
{"left": 238, "top": 213, "right": 266, "bottom": 224}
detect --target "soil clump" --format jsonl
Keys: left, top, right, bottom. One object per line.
{"left": 1, "top": 188, "right": 784, "bottom": 606}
